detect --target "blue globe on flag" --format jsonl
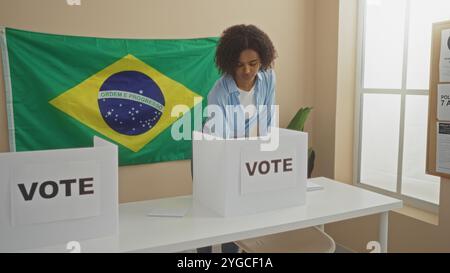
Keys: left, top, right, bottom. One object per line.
{"left": 98, "top": 71, "right": 165, "bottom": 136}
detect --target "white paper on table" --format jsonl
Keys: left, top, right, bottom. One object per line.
{"left": 440, "top": 29, "right": 450, "bottom": 83}
{"left": 307, "top": 181, "right": 324, "bottom": 191}
{"left": 147, "top": 207, "right": 189, "bottom": 217}
{"left": 438, "top": 84, "right": 450, "bottom": 121}
{"left": 436, "top": 122, "right": 450, "bottom": 174}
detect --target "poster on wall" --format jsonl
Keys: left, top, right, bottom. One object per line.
{"left": 436, "top": 122, "right": 450, "bottom": 175}
{"left": 438, "top": 84, "right": 450, "bottom": 121}
{"left": 439, "top": 29, "right": 450, "bottom": 82}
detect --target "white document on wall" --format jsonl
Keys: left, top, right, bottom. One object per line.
{"left": 440, "top": 29, "right": 450, "bottom": 82}
{"left": 436, "top": 122, "right": 450, "bottom": 174}
{"left": 438, "top": 84, "right": 450, "bottom": 121}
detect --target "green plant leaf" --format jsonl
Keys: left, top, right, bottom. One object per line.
{"left": 287, "top": 107, "right": 312, "bottom": 132}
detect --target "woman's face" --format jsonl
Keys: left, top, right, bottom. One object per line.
{"left": 234, "top": 49, "right": 261, "bottom": 88}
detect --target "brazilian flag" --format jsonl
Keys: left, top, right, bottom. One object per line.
{"left": 0, "top": 27, "right": 219, "bottom": 165}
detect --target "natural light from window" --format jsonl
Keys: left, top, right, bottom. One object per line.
{"left": 359, "top": 0, "right": 443, "bottom": 205}
{"left": 361, "top": 94, "right": 401, "bottom": 192}
{"left": 364, "top": 0, "right": 406, "bottom": 89}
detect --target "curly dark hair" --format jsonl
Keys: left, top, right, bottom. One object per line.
{"left": 215, "top": 24, "right": 277, "bottom": 75}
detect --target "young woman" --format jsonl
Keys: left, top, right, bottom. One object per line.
{"left": 205, "top": 24, "right": 277, "bottom": 138}
{"left": 198, "top": 24, "right": 277, "bottom": 253}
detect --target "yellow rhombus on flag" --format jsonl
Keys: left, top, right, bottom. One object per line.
{"left": 50, "top": 54, "right": 202, "bottom": 152}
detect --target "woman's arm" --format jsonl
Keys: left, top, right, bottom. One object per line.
{"left": 203, "top": 80, "right": 229, "bottom": 138}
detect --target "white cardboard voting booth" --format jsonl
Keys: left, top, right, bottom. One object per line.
{"left": 0, "top": 136, "right": 118, "bottom": 252}
{"left": 193, "top": 128, "right": 307, "bottom": 217}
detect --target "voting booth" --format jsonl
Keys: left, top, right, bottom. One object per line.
{"left": 0, "top": 136, "right": 119, "bottom": 252}
{"left": 192, "top": 128, "right": 307, "bottom": 217}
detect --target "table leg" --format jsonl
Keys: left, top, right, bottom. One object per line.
{"left": 379, "top": 212, "right": 389, "bottom": 253}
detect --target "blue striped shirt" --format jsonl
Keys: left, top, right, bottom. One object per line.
{"left": 204, "top": 69, "right": 276, "bottom": 138}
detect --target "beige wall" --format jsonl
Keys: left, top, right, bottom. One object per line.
{"left": 324, "top": 0, "right": 450, "bottom": 252}
{"left": 311, "top": 0, "right": 339, "bottom": 179}
{"left": 0, "top": 0, "right": 315, "bottom": 203}
{"left": 334, "top": 0, "right": 357, "bottom": 183}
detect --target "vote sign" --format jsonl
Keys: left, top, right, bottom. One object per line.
{"left": 241, "top": 145, "right": 297, "bottom": 195}
{"left": 11, "top": 161, "right": 100, "bottom": 226}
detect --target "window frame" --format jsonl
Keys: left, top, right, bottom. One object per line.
{"left": 353, "top": 0, "right": 439, "bottom": 213}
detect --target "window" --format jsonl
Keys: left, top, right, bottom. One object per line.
{"left": 356, "top": 0, "right": 448, "bottom": 212}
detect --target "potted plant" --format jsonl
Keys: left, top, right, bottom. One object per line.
{"left": 286, "top": 107, "right": 315, "bottom": 178}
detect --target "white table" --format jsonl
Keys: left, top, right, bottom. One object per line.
{"left": 24, "top": 177, "right": 402, "bottom": 253}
